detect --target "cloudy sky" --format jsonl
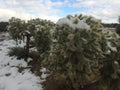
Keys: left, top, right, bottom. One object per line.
{"left": 0, "top": 0, "right": 120, "bottom": 23}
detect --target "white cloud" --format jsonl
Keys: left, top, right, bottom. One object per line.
{"left": 0, "top": 8, "right": 34, "bottom": 20}
{"left": 0, "top": 8, "right": 60, "bottom": 22}
{"left": 71, "top": 0, "right": 120, "bottom": 8}
{"left": 71, "top": 0, "right": 96, "bottom": 7}
{"left": 0, "top": 0, "right": 120, "bottom": 23}
{"left": 0, "top": 0, "right": 63, "bottom": 22}
{"left": 38, "top": 15, "right": 60, "bottom": 22}
{"left": 77, "top": 7, "right": 120, "bottom": 23}
{"left": 71, "top": 0, "right": 120, "bottom": 23}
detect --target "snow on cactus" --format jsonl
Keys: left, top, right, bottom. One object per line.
{"left": 56, "top": 14, "right": 103, "bottom": 30}
{"left": 57, "top": 16, "right": 90, "bottom": 30}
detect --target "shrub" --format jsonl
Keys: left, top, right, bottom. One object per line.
{"left": 8, "top": 47, "right": 26, "bottom": 59}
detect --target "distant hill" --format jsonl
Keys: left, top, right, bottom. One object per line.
{"left": 102, "top": 23, "right": 118, "bottom": 28}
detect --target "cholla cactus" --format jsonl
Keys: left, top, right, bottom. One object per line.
{"left": 8, "top": 17, "right": 26, "bottom": 43}
{"left": 31, "top": 19, "right": 55, "bottom": 53}
{"left": 8, "top": 17, "right": 55, "bottom": 62}
{"left": 44, "top": 14, "right": 120, "bottom": 90}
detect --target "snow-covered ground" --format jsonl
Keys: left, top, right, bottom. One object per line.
{"left": 0, "top": 33, "right": 42, "bottom": 90}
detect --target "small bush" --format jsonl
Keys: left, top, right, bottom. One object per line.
{"left": 8, "top": 47, "right": 26, "bottom": 59}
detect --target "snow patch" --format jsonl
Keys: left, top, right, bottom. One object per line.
{"left": 0, "top": 39, "right": 42, "bottom": 90}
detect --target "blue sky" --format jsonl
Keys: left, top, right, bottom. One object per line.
{"left": 0, "top": 0, "right": 120, "bottom": 23}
